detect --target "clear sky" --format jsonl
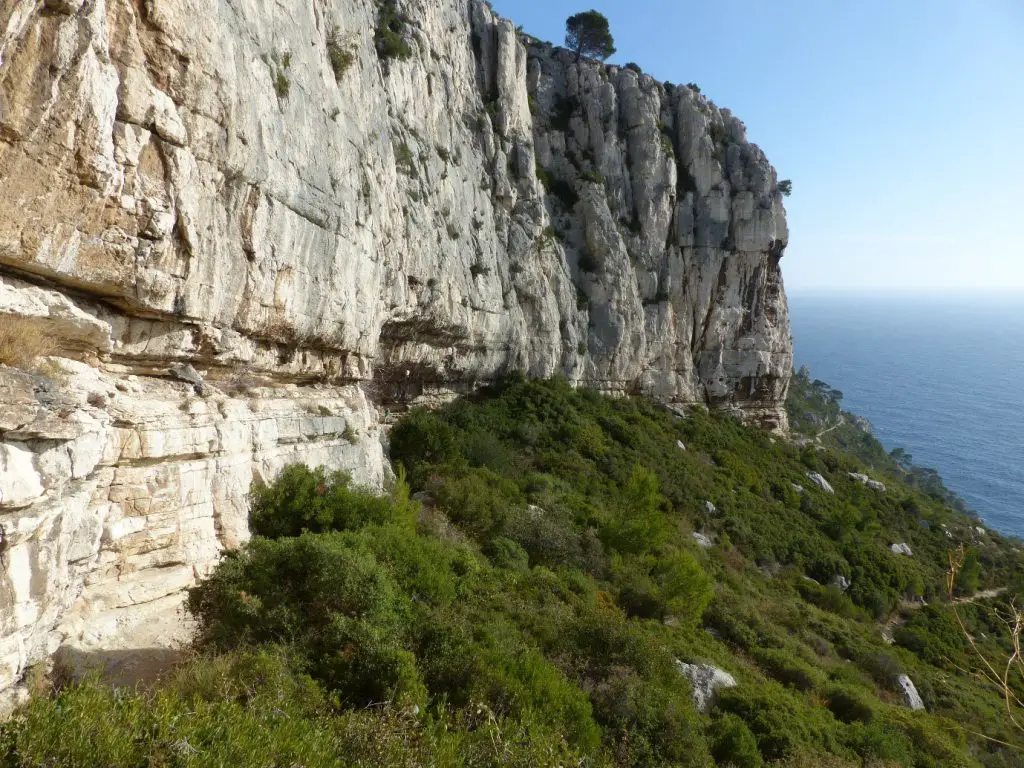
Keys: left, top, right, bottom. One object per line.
{"left": 489, "top": 1, "right": 1024, "bottom": 293}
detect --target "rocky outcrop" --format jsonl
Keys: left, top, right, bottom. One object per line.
{"left": 897, "top": 674, "right": 926, "bottom": 710}
{"left": 0, "top": 0, "right": 792, "bottom": 697}
{"left": 849, "top": 472, "right": 886, "bottom": 492}
{"left": 677, "top": 660, "right": 737, "bottom": 713}
{"left": 805, "top": 471, "right": 834, "bottom": 494}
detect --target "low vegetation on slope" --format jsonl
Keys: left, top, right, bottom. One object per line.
{"left": 786, "top": 367, "right": 972, "bottom": 513}
{"left": 3, "top": 376, "right": 1023, "bottom": 766}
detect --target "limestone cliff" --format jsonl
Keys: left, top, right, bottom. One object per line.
{"left": 0, "top": 0, "right": 791, "bottom": 698}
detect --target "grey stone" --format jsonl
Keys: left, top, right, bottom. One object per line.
{"left": 169, "top": 363, "right": 207, "bottom": 396}
{"left": 897, "top": 674, "right": 925, "bottom": 710}
{"left": 831, "top": 575, "right": 851, "bottom": 591}
{"left": 676, "top": 660, "right": 737, "bottom": 713}
{"left": 805, "top": 472, "right": 834, "bottom": 494}
{"left": 890, "top": 542, "right": 914, "bottom": 557}
{"left": 849, "top": 472, "right": 885, "bottom": 492}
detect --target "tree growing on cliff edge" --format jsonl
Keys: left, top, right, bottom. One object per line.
{"left": 565, "top": 10, "right": 616, "bottom": 62}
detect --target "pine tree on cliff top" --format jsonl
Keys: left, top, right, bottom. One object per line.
{"left": 565, "top": 10, "right": 616, "bottom": 62}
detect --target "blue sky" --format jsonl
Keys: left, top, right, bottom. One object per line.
{"left": 490, "top": 1, "right": 1024, "bottom": 293}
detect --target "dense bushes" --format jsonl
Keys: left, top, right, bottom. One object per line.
{"left": 5, "top": 377, "right": 1024, "bottom": 766}
{"left": 249, "top": 464, "right": 415, "bottom": 538}
{"left": 375, "top": 1, "right": 412, "bottom": 62}
{"left": 0, "top": 647, "right": 590, "bottom": 768}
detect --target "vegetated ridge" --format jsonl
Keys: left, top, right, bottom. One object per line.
{"left": 4, "top": 375, "right": 1023, "bottom": 767}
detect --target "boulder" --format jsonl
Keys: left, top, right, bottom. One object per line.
{"left": 703, "top": 500, "right": 718, "bottom": 515}
{"left": 0, "top": 443, "right": 45, "bottom": 509}
{"left": 676, "top": 661, "right": 737, "bottom": 713}
{"left": 848, "top": 472, "right": 885, "bottom": 492}
{"left": 692, "top": 532, "right": 714, "bottom": 548}
{"left": 805, "top": 472, "right": 834, "bottom": 494}
{"left": 897, "top": 674, "right": 925, "bottom": 710}
{"left": 890, "top": 543, "right": 913, "bottom": 557}
{"left": 832, "top": 575, "right": 851, "bottom": 591}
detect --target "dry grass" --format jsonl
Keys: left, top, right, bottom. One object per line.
{"left": 948, "top": 546, "right": 1024, "bottom": 751}
{"left": 0, "top": 315, "right": 57, "bottom": 370}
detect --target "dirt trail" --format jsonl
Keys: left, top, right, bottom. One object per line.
{"left": 816, "top": 415, "right": 845, "bottom": 439}
{"left": 953, "top": 587, "right": 1007, "bottom": 605}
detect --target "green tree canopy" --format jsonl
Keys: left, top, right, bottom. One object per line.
{"left": 565, "top": 10, "right": 616, "bottom": 61}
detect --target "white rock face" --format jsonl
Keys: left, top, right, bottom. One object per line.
{"left": 890, "top": 543, "right": 914, "bottom": 556}
{"left": 805, "top": 472, "right": 835, "bottom": 494}
{"left": 676, "top": 660, "right": 737, "bottom": 712}
{"left": 897, "top": 673, "right": 926, "bottom": 710}
{"left": 0, "top": 0, "right": 793, "bottom": 697}
{"left": 849, "top": 472, "right": 886, "bottom": 492}
{"left": 692, "top": 532, "right": 714, "bottom": 548}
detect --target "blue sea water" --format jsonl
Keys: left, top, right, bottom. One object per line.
{"left": 788, "top": 292, "right": 1024, "bottom": 538}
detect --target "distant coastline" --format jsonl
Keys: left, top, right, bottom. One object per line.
{"left": 788, "top": 291, "right": 1024, "bottom": 537}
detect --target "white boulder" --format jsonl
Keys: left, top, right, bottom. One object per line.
{"left": 676, "top": 661, "right": 737, "bottom": 712}
{"left": 805, "top": 472, "right": 834, "bottom": 494}
{"left": 692, "top": 532, "right": 714, "bottom": 548}
{"left": 897, "top": 674, "right": 925, "bottom": 710}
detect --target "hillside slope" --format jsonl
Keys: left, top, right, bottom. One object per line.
{"left": 3, "top": 378, "right": 1021, "bottom": 767}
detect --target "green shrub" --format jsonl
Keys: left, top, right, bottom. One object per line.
{"left": 274, "top": 70, "right": 290, "bottom": 98}
{"left": 188, "top": 532, "right": 426, "bottom": 706}
{"left": 893, "top": 605, "right": 969, "bottom": 669}
{"left": 249, "top": 465, "right": 411, "bottom": 538}
{"left": 431, "top": 466, "right": 521, "bottom": 541}
{"left": 753, "top": 648, "right": 823, "bottom": 692}
{"left": 716, "top": 684, "right": 837, "bottom": 761}
{"left": 0, "top": 648, "right": 594, "bottom": 768}
{"left": 824, "top": 685, "right": 875, "bottom": 724}
{"left": 389, "top": 408, "right": 459, "bottom": 479}
{"left": 487, "top": 536, "right": 530, "bottom": 571}
{"left": 375, "top": 2, "right": 412, "bottom": 62}
{"left": 394, "top": 141, "right": 417, "bottom": 176}
{"left": 710, "top": 713, "right": 764, "bottom": 768}
{"left": 327, "top": 27, "right": 356, "bottom": 80}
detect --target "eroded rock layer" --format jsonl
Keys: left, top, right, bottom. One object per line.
{"left": 0, "top": 0, "right": 791, "bottom": 698}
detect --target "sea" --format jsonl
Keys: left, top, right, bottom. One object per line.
{"left": 788, "top": 292, "right": 1024, "bottom": 539}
